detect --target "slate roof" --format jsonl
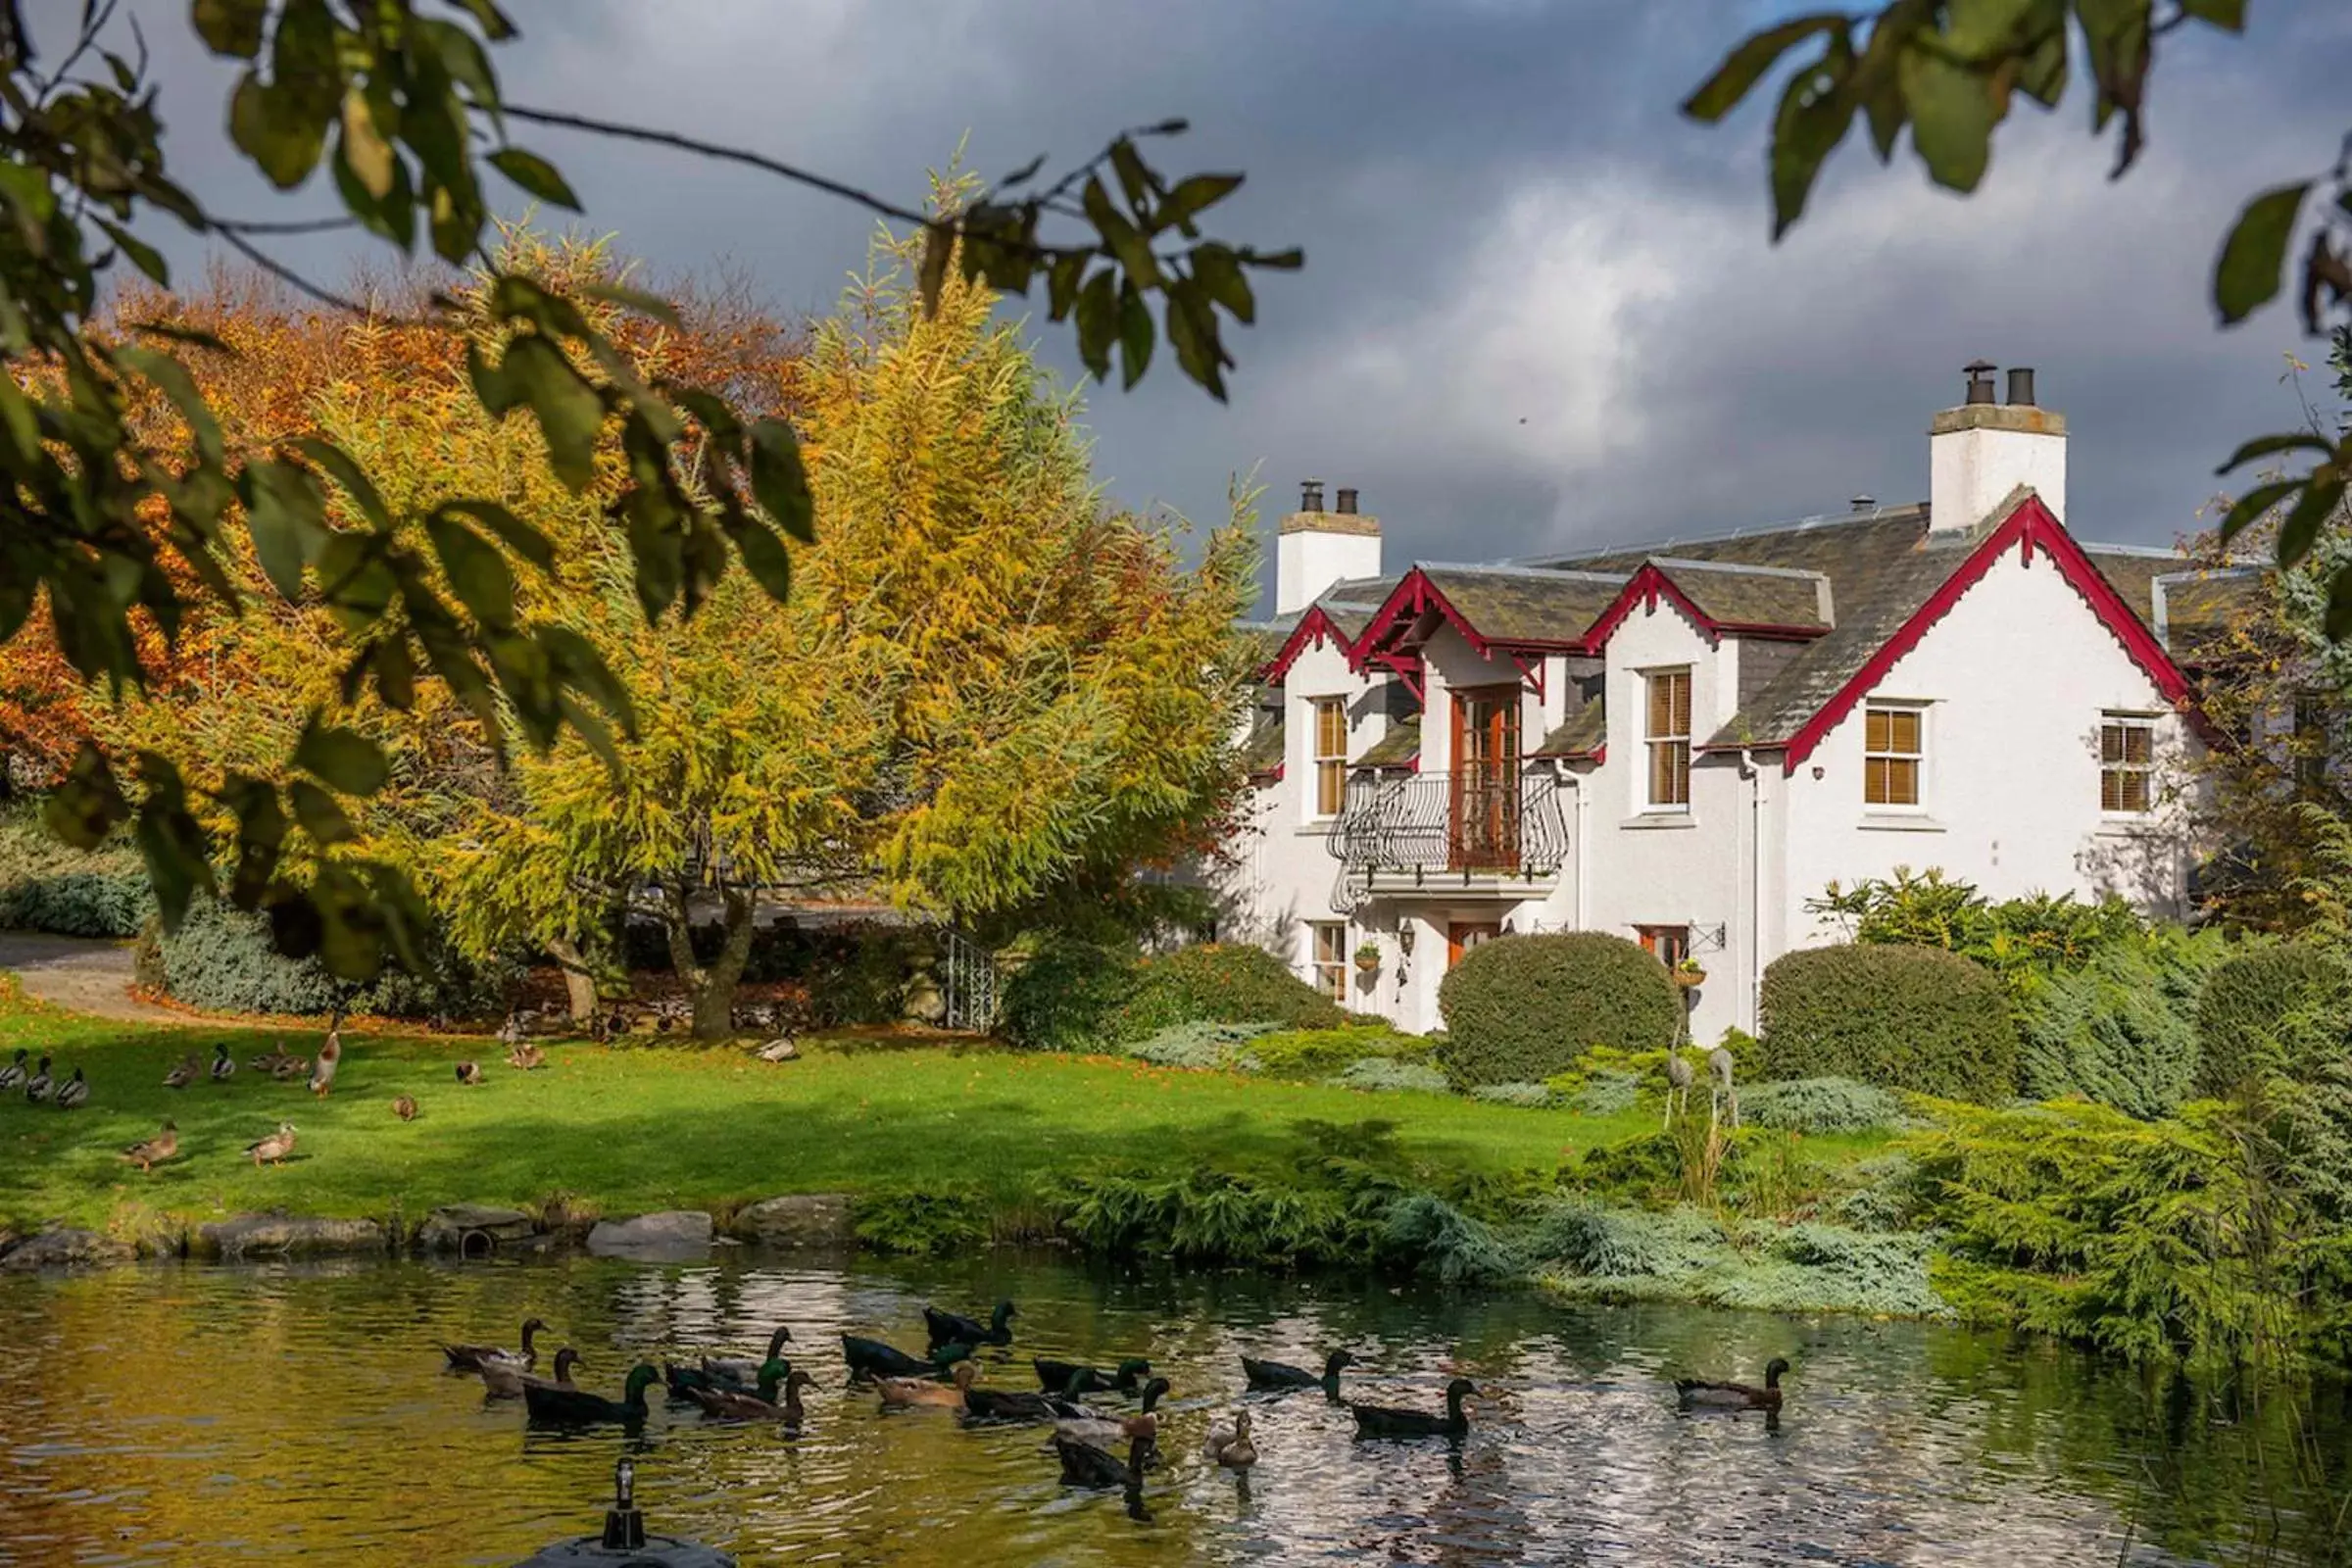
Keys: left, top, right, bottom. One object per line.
{"left": 1647, "top": 559, "right": 1831, "bottom": 631}
{"left": 2149, "top": 566, "right": 2264, "bottom": 662}
{"left": 1532, "top": 703, "right": 1605, "bottom": 759}
{"left": 1415, "top": 565, "right": 1627, "bottom": 645}
{"left": 1320, "top": 575, "right": 1400, "bottom": 642}
{"left": 1352, "top": 723, "right": 1421, "bottom": 769}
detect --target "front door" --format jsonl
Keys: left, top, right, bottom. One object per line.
{"left": 1449, "top": 686, "right": 1522, "bottom": 869}
{"left": 1448, "top": 921, "right": 1502, "bottom": 968}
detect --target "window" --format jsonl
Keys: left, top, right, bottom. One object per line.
{"left": 2100, "top": 714, "right": 2155, "bottom": 814}
{"left": 1312, "top": 698, "right": 1348, "bottom": 817}
{"left": 1863, "top": 706, "right": 1924, "bottom": 808}
{"left": 1310, "top": 922, "right": 1348, "bottom": 1001}
{"left": 1637, "top": 924, "right": 1690, "bottom": 967}
{"left": 1645, "top": 668, "right": 1691, "bottom": 808}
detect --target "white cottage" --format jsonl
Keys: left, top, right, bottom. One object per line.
{"left": 1211, "top": 365, "right": 2241, "bottom": 1042}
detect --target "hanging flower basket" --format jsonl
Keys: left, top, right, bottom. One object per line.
{"left": 1354, "top": 944, "right": 1384, "bottom": 974}
{"left": 1672, "top": 961, "right": 1706, "bottom": 989}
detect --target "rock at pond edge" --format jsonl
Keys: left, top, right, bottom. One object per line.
{"left": 732, "top": 1194, "right": 855, "bottom": 1250}
{"left": 586, "top": 1210, "right": 714, "bottom": 1262}
{"left": 193, "top": 1213, "right": 390, "bottom": 1261}
{"left": 416, "top": 1203, "right": 539, "bottom": 1254}
{"left": 0, "top": 1228, "right": 136, "bottom": 1271}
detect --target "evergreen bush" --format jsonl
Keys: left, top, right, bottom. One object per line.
{"left": 2013, "top": 928, "right": 2227, "bottom": 1118}
{"left": 1247, "top": 1023, "right": 1430, "bottom": 1079}
{"left": 997, "top": 937, "right": 1139, "bottom": 1051}
{"left": 1127, "top": 1019, "right": 1272, "bottom": 1069}
{"left": 1567, "top": 1067, "right": 1642, "bottom": 1116}
{"left": 2194, "top": 941, "right": 2352, "bottom": 1098}
{"left": 1436, "top": 932, "right": 1680, "bottom": 1088}
{"left": 1468, "top": 1081, "right": 1554, "bottom": 1107}
{"left": 151, "top": 896, "right": 512, "bottom": 1019}
{"left": 1759, "top": 944, "right": 2018, "bottom": 1102}
{"left": 1331, "top": 1057, "right": 1450, "bottom": 1095}
{"left": 1111, "top": 942, "right": 1343, "bottom": 1039}
{"left": 1740, "top": 1076, "right": 1911, "bottom": 1134}
{"left": 0, "top": 806, "right": 153, "bottom": 937}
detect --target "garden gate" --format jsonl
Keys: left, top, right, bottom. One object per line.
{"left": 939, "top": 929, "right": 999, "bottom": 1033}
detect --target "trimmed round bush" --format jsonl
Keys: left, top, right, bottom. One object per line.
{"left": 1437, "top": 932, "right": 1680, "bottom": 1088}
{"left": 999, "top": 939, "right": 1342, "bottom": 1053}
{"left": 1759, "top": 944, "right": 2018, "bottom": 1103}
{"left": 997, "top": 938, "right": 1136, "bottom": 1051}
{"left": 2194, "top": 941, "right": 2352, "bottom": 1097}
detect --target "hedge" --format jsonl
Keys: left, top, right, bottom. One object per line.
{"left": 999, "top": 939, "right": 1341, "bottom": 1052}
{"left": 1436, "top": 932, "right": 1680, "bottom": 1089}
{"left": 142, "top": 898, "right": 514, "bottom": 1019}
{"left": 0, "top": 806, "right": 153, "bottom": 938}
{"left": 1759, "top": 944, "right": 2018, "bottom": 1103}
{"left": 2194, "top": 941, "right": 2352, "bottom": 1098}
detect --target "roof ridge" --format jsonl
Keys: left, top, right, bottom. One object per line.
{"left": 1645, "top": 556, "right": 1830, "bottom": 582}
{"left": 1518, "top": 502, "right": 1928, "bottom": 567}
{"left": 1412, "top": 561, "right": 1627, "bottom": 583}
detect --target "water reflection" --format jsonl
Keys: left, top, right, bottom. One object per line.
{"left": 0, "top": 1253, "right": 2343, "bottom": 1566}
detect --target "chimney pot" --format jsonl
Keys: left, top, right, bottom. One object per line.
{"left": 1849, "top": 494, "right": 1876, "bottom": 512}
{"left": 1335, "top": 486, "right": 1358, "bottom": 515}
{"left": 1300, "top": 479, "right": 1325, "bottom": 513}
{"left": 2006, "top": 367, "right": 2036, "bottom": 407}
{"left": 1963, "top": 361, "right": 1996, "bottom": 405}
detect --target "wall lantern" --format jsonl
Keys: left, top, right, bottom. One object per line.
{"left": 1397, "top": 924, "right": 1416, "bottom": 957}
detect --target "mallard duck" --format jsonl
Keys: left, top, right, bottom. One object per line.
{"left": 163, "top": 1053, "right": 199, "bottom": 1090}
{"left": 685, "top": 1360, "right": 812, "bottom": 1425}
{"left": 700, "top": 1325, "right": 794, "bottom": 1387}
{"left": 53, "top": 1067, "right": 87, "bottom": 1109}
{"left": 247, "top": 1048, "right": 290, "bottom": 1074}
{"left": 270, "top": 1054, "right": 310, "bottom": 1082}
{"left": 1349, "top": 1377, "right": 1479, "bottom": 1440}
{"left": 754, "top": 1035, "right": 798, "bottom": 1062}
{"left": 507, "top": 1041, "right": 546, "bottom": 1071}
{"left": 454, "top": 1060, "right": 485, "bottom": 1086}
{"left": 209, "top": 1043, "right": 235, "bottom": 1082}
{"left": 1677, "top": 1357, "right": 1790, "bottom": 1412}
{"left": 121, "top": 1120, "right": 178, "bottom": 1173}
{"left": 1053, "top": 1431, "right": 1153, "bottom": 1494}
{"left": 522, "top": 1362, "right": 661, "bottom": 1425}
{"left": 392, "top": 1095, "right": 418, "bottom": 1121}
{"left": 924, "top": 1299, "right": 1016, "bottom": 1348}
{"left": 244, "top": 1122, "right": 296, "bottom": 1166}
{"left": 1202, "top": 1408, "right": 1257, "bottom": 1471}
{"left": 482, "top": 1346, "right": 583, "bottom": 1398}
{"left": 497, "top": 1010, "right": 525, "bottom": 1049}
{"left": 1032, "top": 1356, "right": 1152, "bottom": 1396}
{"left": 842, "top": 1334, "right": 971, "bottom": 1382}
{"left": 1243, "top": 1348, "right": 1356, "bottom": 1398}
{"left": 444, "top": 1317, "right": 547, "bottom": 1374}
{"left": 878, "top": 1359, "right": 979, "bottom": 1409}
{"left": 310, "top": 1013, "right": 342, "bottom": 1098}
{"left": 23, "top": 1054, "right": 53, "bottom": 1102}
{"left": 0, "top": 1049, "right": 25, "bottom": 1092}
{"left": 1054, "top": 1377, "right": 1170, "bottom": 1447}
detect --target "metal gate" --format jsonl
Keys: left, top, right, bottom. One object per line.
{"left": 940, "top": 929, "right": 999, "bottom": 1033}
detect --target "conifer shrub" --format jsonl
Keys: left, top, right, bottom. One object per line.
{"left": 1759, "top": 944, "right": 2018, "bottom": 1102}
{"left": 1332, "top": 1057, "right": 1450, "bottom": 1095}
{"left": 1437, "top": 932, "right": 1680, "bottom": 1088}
{"left": 1112, "top": 942, "right": 1344, "bottom": 1038}
{"left": 1127, "top": 1019, "right": 1271, "bottom": 1069}
{"left": 997, "top": 937, "right": 1139, "bottom": 1051}
{"left": 1740, "top": 1076, "right": 1911, "bottom": 1134}
{"left": 2193, "top": 941, "right": 2352, "bottom": 1098}
{"left": 150, "top": 896, "right": 510, "bottom": 1018}
{"left": 1247, "top": 1023, "right": 1431, "bottom": 1080}
{"left": 1468, "top": 1081, "right": 1555, "bottom": 1107}
{"left": 2013, "top": 929, "right": 2226, "bottom": 1118}
{"left": 0, "top": 806, "right": 152, "bottom": 937}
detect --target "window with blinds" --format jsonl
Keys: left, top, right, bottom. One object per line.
{"left": 1312, "top": 698, "right": 1348, "bottom": 817}
{"left": 2100, "top": 714, "right": 2154, "bottom": 813}
{"left": 1864, "top": 706, "right": 1923, "bottom": 807}
{"left": 1645, "top": 668, "right": 1691, "bottom": 808}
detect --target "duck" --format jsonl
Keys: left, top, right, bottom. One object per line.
{"left": 121, "top": 1120, "right": 178, "bottom": 1173}
{"left": 1349, "top": 1377, "right": 1480, "bottom": 1441}
{"left": 208, "top": 1043, "right": 235, "bottom": 1082}
{"left": 309, "top": 1011, "right": 342, "bottom": 1098}
{"left": 1677, "top": 1357, "right": 1790, "bottom": 1412}
{"left": 244, "top": 1122, "right": 296, "bottom": 1166}
{"left": 1052, "top": 1431, "right": 1153, "bottom": 1496}
{"left": 392, "top": 1095, "right": 418, "bottom": 1121}
{"left": 1243, "top": 1348, "right": 1357, "bottom": 1398}
{"left": 247, "top": 1048, "right": 291, "bottom": 1075}
{"left": 444, "top": 1317, "right": 547, "bottom": 1375}
{"left": 700, "top": 1325, "right": 795, "bottom": 1387}
{"left": 924, "top": 1299, "right": 1016, "bottom": 1348}
{"left": 0, "top": 1049, "right": 25, "bottom": 1092}
{"left": 877, "top": 1359, "right": 980, "bottom": 1410}
{"left": 454, "top": 1060, "right": 485, "bottom": 1086}
{"left": 754, "top": 1035, "right": 798, "bottom": 1062}
{"left": 270, "top": 1054, "right": 310, "bottom": 1083}
{"left": 522, "top": 1362, "right": 662, "bottom": 1426}
{"left": 1202, "top": 1408, "right": 1257, "bottom": 1471}
{"left": 685, "top": 1360, "right": 813, "bottom": 1425}
{"left": 163, "top": 1054, "right": 200, "bottom": 1090}
{"left": 52, "top": 1067, "right": 87, "bottom": 1109}
{"left": 507, "top": 1041, "right": 546, "bottom": 1071}
{"left": 1032, "top": 1356, "right": 1152, "bottom": 1396}
{"left": 962, "top": 1383, "right": 1090, "bottom": 1425}
{"left": 23, "top": 1054, "right": 53, "bottom": 1102}
{"left": 1054, "top": 1377, "right": 1170, "bottom": 1448}
{"left": 482, "top": 1346, "right": 583, "bottom": 1399}
{"left": 842, "top": 1334, "right": 972, "bottom": 1383}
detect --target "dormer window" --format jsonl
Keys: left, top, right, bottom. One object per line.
{"left": 1312, "top": 697, "right": 1348, "bottom": 817}
{"left": 1645, "top": 667, "right": 1691, "bottom": 808}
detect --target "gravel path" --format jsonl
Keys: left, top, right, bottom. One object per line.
{"left": 0, "top": 933, "right": 183, "bottom": 1024}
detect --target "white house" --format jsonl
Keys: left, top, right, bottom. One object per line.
{"left": 1210, "top": 364, "right": 2246, "bottom": 1043}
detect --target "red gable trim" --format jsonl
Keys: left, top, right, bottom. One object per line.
{"left": 1347, "top": 567, "right": 1586, "bottom": 675}
{"left": 1583, "top": 562, "right": 1829, "bottom": 652}
{"left": 1260, "top": 605, "right": 1352, "bottom": 683}
{"left": 1781, "top": 493, "right": 2204, "bottom": 771}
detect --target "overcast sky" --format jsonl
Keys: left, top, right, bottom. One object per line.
{"left": 82, "top": 2, "right": 2349, "bottom": 608}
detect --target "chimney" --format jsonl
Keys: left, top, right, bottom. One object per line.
{"left": 1848, "top": 494, "right": 1876, "bottom": 512}
{"left": 1277, "top": 479, "right": 1382, "bottom": 615}
{"left": 1929, "top": 362, "right": 2066, "bottom": 534}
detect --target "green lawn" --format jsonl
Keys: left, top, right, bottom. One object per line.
{"left": 0, "top": 983, "right": 1655, "bottom": 1237}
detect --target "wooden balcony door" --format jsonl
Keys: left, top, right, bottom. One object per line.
{"left": 1449, "top": 685, "right": 1522, "bottom": 869}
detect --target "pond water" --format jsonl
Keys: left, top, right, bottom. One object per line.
{"left": 0, "top": 1251, "right": 2344, "bottom": 1567}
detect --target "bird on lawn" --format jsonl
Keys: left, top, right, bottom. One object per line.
{"left": 270, "top": 1054, "right": 310, "bottom": 1083}
{"left": 247, "top": 1047, "right": 291, "bottom": 1074}
{"left": 522, "top": 1363, "right": 661, "bottom": 1427}
{"left": 754, "top": 1035, "right": 798, "bottom": 1063}
{"left": 1349, "top": 1377, "right": 1480, "bottom": 1441}
{"left": 244, "top": 1122, "right": 297, "bottom": 1167}
{"left": 506, "top": 1041, "right": 546, "bottom": 1071}
{"left": 121, "top": 1120, "right": 178, "bottom": 1173}
{"left": 497, "top": 1009, "right": 525, "bottom": 1050}
{"left": 877, "top": 1359, "right": 979, "bottom": 1410}
{"left": 1033, "top": 1356, "right": 1152, "bottom": 1397}
{"left": 924, "top": 1299, "right": 1016, "bottom": 1349}
{"left": 1202, "top": 1408, "right": 1258, "bottom": 1471}
{"left": 454, "top": 1060, "right": 485, "bottom": 1086}
{"left": 1053, "top": 1378, "right": 1170, "bottom": 1449}
{"left": 1677, "top": 1357, "right": 1790, "bottom": 1413}
{"left": 23, "top": 1054, "right": 53, "bottom": 1102}
{"left": 481, "top": 1346, "right": 583, "bottom": 1399}
{"left": 209, "top": 1043, "right": 235, "bottom": 1082}
{"left": 53, "top": 1067, "right": 87, "bottom": 1110}
{"left": 161, "top": 1054, "right": 199, "bottom": 1090}
{"left": 0, "top": 1048, "right": 25, "bottom": 1093}
{"left": 309, "top": 1010, "right": 342, "bottom": 1098}
{"left": 1052, "top": 1431, "right": 1154, "bottom": 1500}
{"left": 1242, "top": 1348, "right": 1357, "bottom": 1399}
{"left": 392, "top": 1095, "right": 418, "bottom": 1122}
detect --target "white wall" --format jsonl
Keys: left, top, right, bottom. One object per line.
{"left": 1277, "top": 529, "right": 1383, "bottom": 615}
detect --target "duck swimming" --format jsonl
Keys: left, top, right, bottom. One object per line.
{"left": 482, "top": 1347, "right": 583, "bottom": 1399}
{"left": 1202, "top": 1408, "right": 1258, "bottom": 1471}
{"left": 1349, "top": 1377, "right": 1479, "bottom": 1441}
{"left": 877, "top": 1360, "right": 979, "bottom": 1410}
{"left": 684, "top": 1361, "right": 812, "bottom": 1426}
{"left": 1677, "top": 1357, "right": 1790, "bottom": 1412}
{"left": 1243, "top": 1348, "right": 1356, "bottom": 1399}
{"left": 924, "top": 1299, "right": 1016, "bottom": 1348}
{"left": 443, "top": 1317, "right": 546, "bottom": 1375}
{"left": 522, "top": 1363, "right": 661, "bottom": 1426}
{"left": 1053, "top": 1377, "right": 1170, "bottom": 1449}
{"left": 700, "top": 1325, "right": 794, "bottom": 1387}
{"left": 842, "top": 1334, "right": 971, "bottom": 1383}
{"left": 1053, "top": 1431, "right": 1153, "bottom": 1497}
{"left": 1032, "top": 1356, "right": 1152, "bottom": 1396}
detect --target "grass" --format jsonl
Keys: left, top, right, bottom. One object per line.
{"left": 0, "top": 981, "right": 1658, "bottom": 1238}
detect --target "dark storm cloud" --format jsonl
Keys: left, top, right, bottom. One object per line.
{"left": 71, "top": 3, "right": 2349, "bottom": 602}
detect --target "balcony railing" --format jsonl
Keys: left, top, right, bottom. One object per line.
{"left": 1328, "top": 770, "right": 1569, "bottom": 879}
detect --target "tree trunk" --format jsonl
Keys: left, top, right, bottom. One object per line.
{"left": 545, "top": 934, "right": 598, "bottom": 1023}
{"left": 662, "top": 879, "right": 758, "bottom": 1042}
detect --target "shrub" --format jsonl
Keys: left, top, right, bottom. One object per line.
{"left": 1832, "top": 1153, "right": 1923, "bottom": 1233}
{"left": 1566, "top": 1067, "right": 1641, "bottom": 1116}
{"left": 1331, "top": 1057, "right": 1450, "bottom": 1095}
{"left": 1759, "top": 944, "right": 2018, "bottom": 1102}
{"left": 2014, "top": 928, "right": 2227, "bottom": 1118}
{"left": 997, "top": 938, "right": 1138, "bottom": 1052}
{"left": 151, "top": 896, "right": 512, "bottom": 1018}
{"left": 1468, "top": 1081, "right": 1554, "bottom": 1107}
{"left": 853, "top": 1186, "right": 992, "bottom": 1255}
{"left": 1248, "top": 1024, "right": 1430, "bottom": 1080}
{"left": 1437, "top": 932, "right": 1680, "bottom": 1088}
{"left": 0, "top": 806, "right": 153, "bottom": 937}
{"left": 1127, "top": 1020, "right": 1271, "bottom": 1069}
{"left": 2194, "top": 941, "right": 2352, "bottom": 1098}
{"left": 1739, "top": 1076, "right": 1910, "bottom": 1134}
{"left": 1810, "top": 867, "right": 2147, "bottom": 983}
{"left": 1111, "top": 943, "right": 1343, "bottom": 1039}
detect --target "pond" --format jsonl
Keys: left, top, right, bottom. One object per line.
{"left": 0, "top": 1251, "right": 2344, "bottom": 1566}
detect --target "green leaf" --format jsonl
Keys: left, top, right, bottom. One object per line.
{"left": 2215, "top": 478, "right": 2302, "bottom": 543}
{"left": 44, "top": 746, "right": 128, "bottom": 850}
{"left": 1685, "top": 14, "right": 1848, "bottom": 122}
{"left": 114, "top": 345, "right": 222, "bottom": 464}
{"left": 290, "top": 436, "right": 391, "bottom": 530}
{"left": 94, "top": 219, "right": 170, "bottom": 286}
{"left": 368, "top": 636, "right": 417, "bottom": 711}
{"left": 1082, "top": 176, "right": 1158, "bottom": 288}
{"left": 488, "top": 147, "right": 581, "bottom": 211}
{"left": 288, "top": 780, "right": 357, "bottom": 846}
{"left": 1117, "top": 280, "right": 1153, "bottom": 389}
{"left": 2215, "top": 430, "right": 2331, "bottom": 472}
{"left": 2177, "top": 0, "right": 2245, "bottom": 28}
{"left": 1073, "top": 269, "right": 1116, "bottom": 382}
{"left": 2324, "top": 564, "right": 2352, "bottom": 642}
{"left": 134, "top": 781, "right": 216, "bottom": 931}
{"left": 1898, "top": 44, "right": 1997, "bottom": 192}
{"left": 1769, "top": 53, "right": 1858, "bottom": 239}
{"left": 917, "top": 221, "right": 954, "bottom": 318}
{"left": 2214, "top": 182, "right": 2311, "bottom": 325}
{"left": 242, "top": 460, "right": 326, "bottom": 602}
{"left": 426, "top": 515, "right": 518, "bottom": 631}
{"left": 732, "top": 517, "right": 794, "bottom": 601}
{"left": 2276, "top": 470, "right": 2344, "bottom": 568}
{"left": 294, "top": 720, "right": 391, "bottom": 797}
{"left": 339, "top": 87, "right": 397, "bottom": 200}
{"left": 501, "top": 336, "right": 606, "bottom": 491}
{"left": 218, "top": 774, "right": 287, "bottom": 908}
{"left": 229, "top": 74, "right": 328, "bottom": 190}
{"left": 192, "top": 0, "right": 269, "bottom": 57}
{"left": 436, "top": 499, "right": 558, "bottom": 572}
{"left": 1158, "top": 172, "right": 1242, "bottom": 234}
{"left": 748, "top": 418, "right": 815, "bottom": 544}
{"left": 448, "top": 0, "right": 519, "bottom": 41}
{"left": 579, "top": 280, "right": 683, "bottom": 327}
{"left": 1190, "top": 243, "right": 1255, "bottom": 324}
